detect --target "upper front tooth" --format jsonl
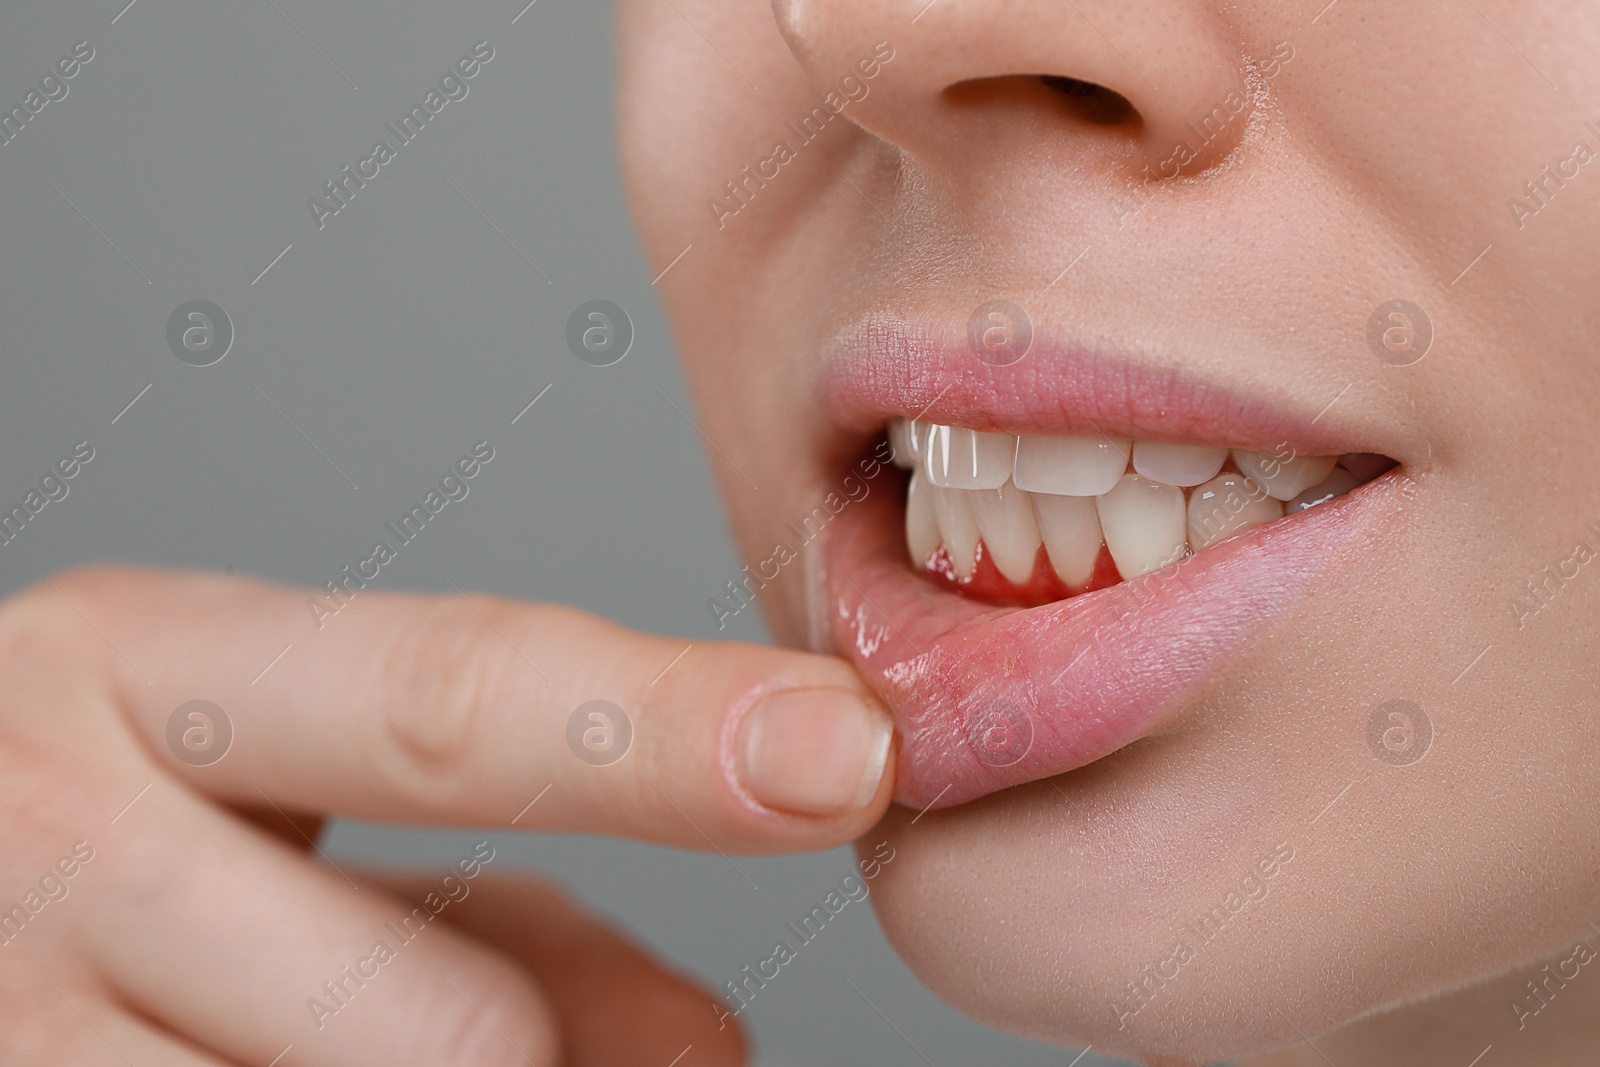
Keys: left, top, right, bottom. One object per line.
{"left": 1232, "top": 449, "right": 1337, "bottom": 501}
{"left": 1096, "top": 473, "right": 1186, "bottom": 579}
{"left": 1131, "top": 441, "right": 1227, "bottom": 487}
{"left": 929, "top": 483, "right": 981, "bottom": 578}
{"left": 969, "top": 481, "right": 1042, "bottom": 585}
{"left": 923, "top": 424, "right": 1015, "bottom": 489}
{"left": 905, "top": 467, "right": 940, "bottom": 565}
{"left": 1013, "top": 434, "right": 1131, "bottom": 496}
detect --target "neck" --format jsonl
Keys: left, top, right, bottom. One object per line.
{"left": 1244, "top": 939, "right": 1600, "bottom": 1067}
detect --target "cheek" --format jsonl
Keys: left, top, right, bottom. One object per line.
{"left": 616, "top": 0, "right": 780, "bottom": 255}
{"left": 615, "top": 0, "right": 859, "bottom": 302}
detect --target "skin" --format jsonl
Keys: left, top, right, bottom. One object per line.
{"left": 0, "top": 568, "right": 895, "bottom": 1065}
{"left": 615, "top": 0, "right": 1600, "bottom": 1064}
{"left": 4, "top": 3, "right": 1596, "bottom": 1065}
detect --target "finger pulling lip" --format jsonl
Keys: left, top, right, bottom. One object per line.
{"left": 817, "top": 320, "right": 1404, "bottom": 810}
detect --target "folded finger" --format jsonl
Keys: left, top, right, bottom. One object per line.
{"left": 73, "top": 1014, "right": 241, "bottom": 1067}
{"left": 360, "top": 871, "right": 747, "bottom": 1067}
{"left": 79, "top": 787, "right": 558, "bottom": 1067}
{"left": 17, "top": 983, "right": 239, "bottom": 1067}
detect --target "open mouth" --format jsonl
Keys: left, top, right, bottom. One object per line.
{"left": 816, "top": 323, "right": 1409, "bottom": 810}
{"left": 891, "top": 417, "right": 1395, "bottom": 607}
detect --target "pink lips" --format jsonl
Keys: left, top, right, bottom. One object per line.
{"left": 820, "top": 315, "right": 1363, "bottom": 456}
{"left": 819, "top": 322, "right": 1396, "bottom": 810}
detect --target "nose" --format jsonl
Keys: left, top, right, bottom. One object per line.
{"left": 771, "top": 0, "right": 1255, "bottom": 177}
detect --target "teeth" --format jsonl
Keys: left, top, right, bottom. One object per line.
{"left": 898, "top": 421, "right": 1384, "bottom": 595}
{"left": 929, "top": 483, "right": 981, "bottom": 578}
{"left": 1131, "top": 441, "right": 1226, "bottom": 487}
{"left": 1286, "top": 467, "right": 1360, "bottom": 513}
{"left": 924, "top": 424, "right": 1015, "bottom": 490}
{"left": 889, "top": 419, "right": 918, "bottom": 470}
{"left": 1232, "top": 449, "right": 1337, "bottom": 501}
{"left": 889, "top": 417, "right": 931, "bottom": 471}
{"left": 1096, "top": 474, "right": 1187, "bottom": 579}
{"left": 1187, "top": 473, "right": 1284, "bottom": 551}
{"left": 969, "top": 482, "right": 1042, "bottom": 585}
{"left": 1013, "top": 434, "right": 1131, "bottom": 496}
{"left": 1032, "top": 494, "right": 1103, "bottom": 588}
{"left": 1338, "top": 452, "right": 1396, "bottom": 482}
{"left": 905, "top": 468, "right": 940, "bottom": 565}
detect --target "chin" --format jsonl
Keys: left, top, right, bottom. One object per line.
{"left": 856, "top": 734, "right": 1462, "bottom": 1065}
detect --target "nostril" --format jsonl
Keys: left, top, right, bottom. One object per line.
{"left": 1039, "top": 75, "right": 1137, "bottom": 126}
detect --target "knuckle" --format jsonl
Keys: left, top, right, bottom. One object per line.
{"left": 0, "top": 568, "right": 108, "bottom": 674}
{"left": 0, "top": 563, "right": 170, "bottom": 675}
{"left": 367, "top": 598, "right": 524, "bottom": 798}
{"left": 0, "top": 569, "right": 129, "bottom": 730}
{"left": 0, "top": 737, "right": 75, "bottom": 839}
{"left": 0, "top": 987, "right": 104, "bottom": 1064}
{"left": 410, "top": 963, "right": 558, "bottom": 1067}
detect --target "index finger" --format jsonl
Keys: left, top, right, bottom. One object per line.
{"left": 43, "top": 566, "right": 896, "bottom": 852}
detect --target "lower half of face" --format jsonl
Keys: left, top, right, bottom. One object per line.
{"left": 618, "top": 0, "right": 1600, "bottom": 1060}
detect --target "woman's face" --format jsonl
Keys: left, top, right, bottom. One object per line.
{"left": 617, "top": 0, "right": 1600, "bottom": 1061}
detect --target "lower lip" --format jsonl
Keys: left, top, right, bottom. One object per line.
{"left": 823, "top": 469, "right": 1400, "bottom": 810}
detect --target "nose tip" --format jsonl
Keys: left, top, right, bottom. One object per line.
{"left": 771, "top": 0, "right": 1261, "bottom": 180}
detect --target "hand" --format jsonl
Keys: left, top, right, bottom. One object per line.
{"left": 0, "top": 565, "right": 895, "bottom": 1066}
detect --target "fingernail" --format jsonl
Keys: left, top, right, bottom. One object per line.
{"left": 738, "top": 688, "right": 893, "bottom": 816}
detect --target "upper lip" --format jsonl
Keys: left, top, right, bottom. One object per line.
{"left": 819, "top": 311, "right": 1389, "bottom": 459}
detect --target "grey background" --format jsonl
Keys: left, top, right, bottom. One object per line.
{"left": 0, "top": 2, "right": 1120, "bottom": 1063}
